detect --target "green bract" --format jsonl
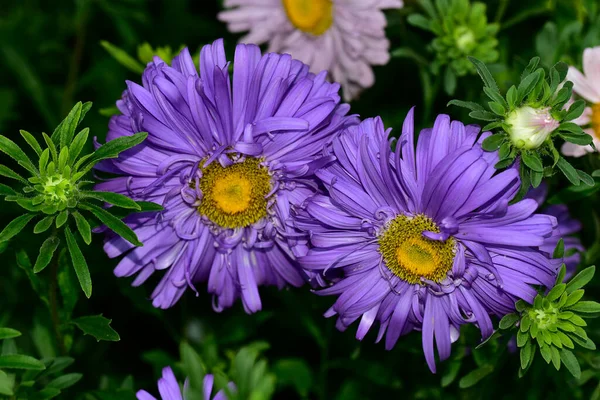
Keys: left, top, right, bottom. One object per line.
{"left": 0, "top": 102, "right": 151, "bottom": 298}
{"left": 407, "top": 0, "right": 499, "bottom": 94}
{"left": 499, "top": 263, "right": 599, "bottom": 379}
{"left": 449, "top": 56, "right": 595, "bottom": 199}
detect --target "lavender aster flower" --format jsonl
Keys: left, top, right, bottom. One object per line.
{"left": 296, "top": 112, "right": 560, "bottom": 372}
{"left": 96, "top": 39, "right": 357, "bottom": 312}
{"left": 218, "top": 0, "right": 403, "bottom": 101}
{"left": 137, "top": 367, "right": 232, "bottom": 400}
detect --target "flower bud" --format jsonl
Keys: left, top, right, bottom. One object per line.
{"left": 506, "top": 106, "right": 559, "bottom": 149}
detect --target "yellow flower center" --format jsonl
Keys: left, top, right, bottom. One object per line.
{"left": 592, "top": 103, "right": 600, "bottom": 139}
{"left": 282, "top": 0, "right": 334, "bottom": 36}
{"left": 198, "top": 158, "right": 271, "bottom": 229}
{"left": 378, "top": 214, "right": 455, "bottom": 284}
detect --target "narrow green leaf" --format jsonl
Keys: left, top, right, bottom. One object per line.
{"left": 68, "top": 128, "right": 89, "bottom": 165}
{"left": 488, "top": 101, "right": 506, "bottom": 116}
{"left": 72, "top": 315, "right": 120, "bottom": 342}
{"left": 82, "top": 191, "right": 140, "bottom": 210}
{"left": 506, "top": 85, "right": 518, "bottom": 109}
{"left": 79, "top": 203, "right": 142, "bottom": 246}
{"left": 499, "top": 313, "right": 519, "bottom": 329}
{"left": 0, "top": 135, "right": 37, "bottom": 175}
{"left": 72, "top": 211, "right": 91, "bottom": 245}
{"left": 34, "top": 236, "right": 60, "bottom": 273}
{"left": 539, "top": 344, "right": 552, "bottom": 364}
{"left": 560, "top": 349, "right": 581, "bottom": 379}
{"left": 55, "top": 102, "right": 83, "bottom": 149}
{"left": 136, "top": 201, "right": 164, "bottom": 212}
{"left": 522, "top": 152, "right": 543, "bottom": 172}
{"left": 564, "top": 290, "right": 585, "bottom": 308}
{"left": 75, "top": 132, "right": 147, "bottom": 175}
{"left": 577, "top": 170, "right": 595, "bottom": 187}
{"left": 547, "top": 283, "right": 566, "bottom": 302}
{"left": 100, "top": 41, "right": 145, "bottom": 74}
{"left": 550, "top": 346, "right": 561, "bottom": 370}
{"left": 406, "top": 13, "right": 432, "bottom": 31}
{"left": 567, "top": 301, "right": 600, "bottom": 314}
{"left": 0, "top": 164, "right": 28, "bottom": 184}
{"left": 0, "top": 213, "right": 36, "bottom": 243}
{"left": 564, "top": 100, "right": 586, "bottom": 121}
{"left": 517, "top": 70, "right": 541, "bottom": 104}
{"left": 469, "top": 110, "right": 499, "bottom": 121}
{"left": 0, "top": 183, "right": 15, "bottom": 196}
{"left": 447, "top": 99, "right": 485, "bottom": 112}
{"left": 483, "top": 87, "right": 508, "bottom": 109}
{"left": 468, "top": 57, "right": 499, "bottom": 93}
{"left": 553, "top": 239, "right": 565, "bottom": 259}
{"left": 566, "top": 266, "right": 595, "bottom": 293}
{"left": 520, "top": 340, "right": 534, "bottom": 369}
{"left": 55, "top": 210, "right": 68, "bottom": 228}
{"left": 33, "top": 216, "right": 55, "bottom": 234}
{"left": 0, "top": 328, "right": 21, "bottom": 340}
{"left": 42, "top": 133, "right": 57, "bottom": 162}
{"left": 64, "top": 226, "right": 92, "bottom": 298}
{"left": 458, "top": 365, "right": 494, "bottom": 389}
{"left": 19, "top": 130, "right": 42, "bottom": 156}
{"left": 0, "top": 354, "right": 45, "bottom": 370}
{"left": 557, "top": 158, "right": 580, "bottom": 186}
{"left": 39, "top": 148, "right": 50, "bottom": 173}
{"left": 481, "top": 134, "right": 505, "bottom": 151}
{"left": 559, "top": 131, "right": 593, "bottom": 146}
{"left": 46, "top": 373, "right": 83, "bottom": 390}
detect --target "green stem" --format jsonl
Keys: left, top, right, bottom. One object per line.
{"left": 495, "top": 0, "right": 511, "bottom": 23}
{"left": 61, "top": 3, "right": 90, "bottom": 115}
{"left": 49, "top": 251, "right": 67, "bottom": 355}
{"left": 317, "top": 324, "right": 332, "bottom": 400}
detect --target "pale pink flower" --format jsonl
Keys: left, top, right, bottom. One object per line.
{"left": 562, "top": 46, "right": 600, "bottom": 157}
{"left": 218, "top": 0, "right": 403, "bottom": 101}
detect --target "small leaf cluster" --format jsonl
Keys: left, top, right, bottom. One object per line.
{"left": 0, "top": 102, "right": 150, "bottom": 298}
{"left": 450, "top": 56, "right": 595, "bottom": 196}
{"left": 407, "top": 0, "right": 499, "bottom": 94}
{"left": 500, "top": 262, "right": 599, "bottom": 379}
{"left": 0, "top": 327, "right": 81, "bottom": 398}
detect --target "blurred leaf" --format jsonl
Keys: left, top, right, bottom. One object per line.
{"left": 100, "top": 41, "right": 145, "bottom": 74}
{"left": 0, "top": 354, "right": 45, "bottom": 370}
{"left": 46, "top": 373, "right": 82, "bottom": 390}
{"left": 34, "top": 236, "right": 60, "bottom": 273}
{"left": 458, "top": 364, "right": 494, "bottom": 388}
{"left": 72, "top": 315, "right": 120, "bottom": 342}
{"left": 0, "top": 328, "right": 21, "bottom": 340}
{"left": 273, "top": 358, "right": 313, "bottom": 397}
{"left": 0, "top": 213, "right": 35, "bottom": 243}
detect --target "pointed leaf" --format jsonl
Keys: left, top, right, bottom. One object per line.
{"left": 79, "top": 203, "right": 142, "bottom": 246}
{"left": 100, "top": 41, "right": 145, "bottom": 74}
{"left": 72, "top": 211, "right": 91, "bottom": 245}
{"left": 447, "top": 100, "right": 485, "bottom": 112}
{"left": 19, "top": 130, "right": 42, "bottom": 156}
{"left": 33, "top": 216, "right": 55, "bottom": 234}
{"left": 34, "top": 236, "right": 60, "bottom": 273}
{"left": 0, "top": 213, "right": 36, "bottom": 243}
{"left": 68, "top": 128, "right": 89, "bottom": 165}
{"left": 0, "top": 164, "right": 28, "bottom": 184}
{"left": 0, "top": 355, "right": 45, "bottom": 370}
{"left": 559, "top": 349, "right": 581, "bottom": 379}
{"left": 82, "top": 191, "right": 140, "bottom": 210}
{"left": 72, "top": 315, "right": 120, "bottom": 342}
{"left": 557, "top": 158, "right": 580, "bottom": 186}
{"left": 64, "top": 226, "right": 92, "bottom": 298}
{"left": 522, "top": 152, "right": 543, "bottom": 172}
{"left": 75, "top": 132, "right": 147, "bottom": 174}
{"left": 0, "top": 135, "right": 37, "bottom": 175}
{"left": 566, "top": 266, "right": 595, "bottom": 293}
{"left": 0, "top": 328, "right": 21, "bottom": 340}
{"left": 468, "top": 57, "right": 499, "bottom": 93}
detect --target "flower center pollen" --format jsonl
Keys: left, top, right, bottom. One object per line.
{"left": 282, "top": 0, "right": 333, "bottom": 36}
{"left": 378, "top": 214, "right": 455, "bottom": 284}
{"left": 198, "top": 158, "right": 271, "bottom": 229}
{"left": 592, "top": 103, "right": 600, "bottom": 139}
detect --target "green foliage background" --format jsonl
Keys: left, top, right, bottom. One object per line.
{"left": 1, "top": 0, "right": 600, "bottom": 399}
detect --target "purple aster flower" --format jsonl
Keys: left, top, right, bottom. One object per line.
{"left": 95, "top": 39, "right": 358, "bottom": 312}
{"left": 296, "top": 111, "right": 560, "bottom": 372}
{"left": 136, "top": 366, "right": 233, "bottom": 400}
{"left": 218, "top": 0, "right": 403, "bottom": 101}
{"left": 527, "top": 184, "right": 584, "bottom": 279}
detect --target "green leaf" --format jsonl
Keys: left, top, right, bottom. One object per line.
{"left": 443, "top": 67, "right": 457, "bottom": 95}
{"left": 564, "top": 290, "right": 585, "bottom": 308}
{"left": 0, "top": 328, "right": 21, "bottom": 340}
{"left": 44, "top": 357, "right": 74, "bottom": 375}
{"left": 82, "top": 191, "right": 140, "bottom": 210}
{"left": 506, "top": 86, "right": 518, "bottom": 109}
{"left": 180, "top": 342, "right": 206, "bottom": 393}
{"left": 72, "top": 211, "right": 91, "bottom": 245}
{"left": 567, "top": 301, "right": 600, "bottom": 314}
{"left": 481, "top": 134, "right": 505, "bottom": 151}
{"left": 0, "top": 135, "right": 37, "bottom": 175}
{"left": 488, "top": 101, "right": 506, "bottom": 116}
{"left": 0, "top": 354, "right": 45, "bottom": 370}
{"left": 136, "top": 201, "right": 164, "bottom": 212}
{"left": 517, "top": 70, "right": 541, "bottom": 103}
{"left": 68, "top": 128, "right": 89, "bottom": 166}
{"left": 499, "top": 313, "right": 519, "bottom": 329}
{"left": 468, "top": 57, "right": 499, "bottom": 93}
{"left": 406, "top": 13, "right": 432, "bottom": 31}
{"left": 550, "top": 346, "right": 561, "bottom": 370}
{"left": 547, "top": 283, "right": 566, "bottom": 302}
{"left": 19, "top": 130, "right": 42, "bottom": 156}
{"left": 72, "top": 315, "right": 120, "bottom": 341}
{"left": 46, "top": 373, "right": 83, "bottom": 390}
{"left": 553, "top": 239, "right": 565, "bottom": 259}
{"left": 469, "top": 110, "right": 499, "bottom": 121}
{"left": 79, "top": 203, "right": 142, "bottom": 246}
{"left": 32, "top": 388, "right": 61, "bottom": 399}
{"left": 34, "top": 236, "right": 60, "bottom": 273}
{"left": 447, "top": 100, "right": 485, "bottom": 112}
{"left": 560, "top": 349, "right": 581, "bottom": 379}
{"left": 566, "top": 266, "right": 595, "bottom": 293}
{"left": 458, "top": 364, "right": 494, "bottom": 389}
{"left": 0, "top": 213, "right": 36, "bottom": 243}
{"left": 75, "top": 132, "right": 147, "bottom": 175}
{"left": 100, "top": 41, "right": 145, "bottom": 74}
{"left": 273, "top": 359, "right": 313, "bottom": 397}
{"left": 64, "top": 226, "right": 92, "bottom": 298}
{"left": 564, "top": 100, "right": 586, "bottom": 121}
{"left": 522, "top": 152, "right": 543, "bottom": 172}
{"left": 0, "top": 183, "right": 15, "bottom": 196}
{"left": 557, "top": 158, "right": 580, "bottom": 186}
{"left": 578, "top": 170, "right": 595, "bottom": 187}
{"left": 55, "top": 210, "right": 68, "bottom": 228}
{"left": 559, "top": 131, "right": 593, "bottom": 146}
{"left": 0, "top": 164, "right": 28, "bottom": 184}
{"left": 54, "top": 102, "right": 83, "bottom": 150}
{"left": 34, "top": 216, "right": 55, "bottom": 234}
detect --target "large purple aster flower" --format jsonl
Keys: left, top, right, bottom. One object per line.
{"left": 96, "top": 39, "right": 357, "bottom": 312}
{"left": 136, "top": 367, "right": 233, "bottom": 400}
{"left": 296, "top": 112, "right": 560, "bottom": 372}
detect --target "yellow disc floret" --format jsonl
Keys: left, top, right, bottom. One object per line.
{"left": 592, "top": 103, "right": 600, "bottom": 140}
{"left": 282, "top": 0, "right": 334, "bottom": 36}
{"left": 379, "top": 214, "right": 455, "bottom": 284}
{"left": 198, "top": 158, "right": 272, "bottom": 229}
